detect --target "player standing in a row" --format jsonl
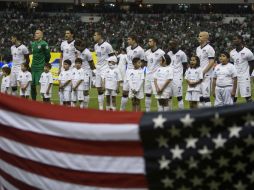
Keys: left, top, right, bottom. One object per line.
{"left": 230, "top": 35, "right": 254, "bottom": 103}
{"left": 196, "top": 31, "right": 215, "bottom": 107}
{"left": 74, "top": 39, "right": 96, "bottom": 108}
{"left": 168, "top": 39, "right": 187, "bottom": 109}
{"left": 144, "top": 37, "right": 165, "bottom": 112}
{"left": 10, "top": 34, "right": 30, "bottom": 96}
{"left": 93, "top": 31, "right": 114, "bottom": 110}
{"left": 31, "top": 29, "right": 51, "bottom": 100}
{"left": 120, "top": 34, "right": 145, "bottom": 111}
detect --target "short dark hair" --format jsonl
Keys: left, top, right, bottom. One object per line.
{"left": 22, "top": 62, "right": 30, "bottom": 71}
{"left": 132, "top": 57, "right": 141, "bottom": 64}
{"left": 128, "top": 34, "right": 138, "bottom": 43}
{"left": 94, "top": 31, "right": 103, "bottom": 38}
{"left": 75, "top": 58, "right": 83, "bottom": 64}
{"left": 191, "top": 55, "right": 200, "bottom": 68}
{"left": 162, "top": 54, "right": 171, "bottom": 66}
{"left": 44, "top": 63, "right": 52, "bottom": 69}
{"left": 66, "top": 28, "right": 74, "bottom": 35}
{"left": 2, "top": 66, "right": 11, "bottom": 75}
{"left": 12, "top": 33, "right": 22, "bottom": 41}
{"left": 220, "top": 52, "right": 230, "bottom": 59}
{"left": 234, "top": 35, "right": 244, "bottom": 42}
{"left": 149, "top": 37, "right": 158, "bottom": 44}
{"left": 63, "top": 59, "right": 72, "bottom": 66}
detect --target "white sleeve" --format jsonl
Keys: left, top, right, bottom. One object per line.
{"left": 229, "top": 51, "right": 234, "bottom": 63}
{"left": 39, "top": 74, "right": 43, "bottom": 83}
{"left": 86, "top": 49, "right": 93, "bottom": 61}
{"left": 140, "top": 49, "right": 145, "bottom": 61}
{"left": 60, "top": 42, "right": 64, "bottom": 52}
{"left": 199, "top": 69, "right": 204, "bottom": 80}
{"left": 117, "top": 69, "right": 122, "bottom": 81}
{"left": 28, "top": 73, "right": 32, "bottom": 82}
{"left": 247, "top": 49, "right": 254, "bottom": 62}
{"left": 213, "top": 68, "right": 218, "bottom": 78}
{"left": 49, "top": 73, "right": 53, "bottom": 83}
{"left": 231, "top": 65, "right": 237, "bottom": 78}
{"left": 107, "top": 44, "right": 114, "bottom": 54}
{"left": 184, "top": 69, "right": 189, "bottom": 80}
{"left": 143, "top": 51, "right": 148, "bottom": 62}
{"left": 23, "top": 45, "right": 29, "bottom": 55}
{"left": 208, "top": 46, "right": 215, "bottom": 59}
{"left": 168, "top": 68, "right": 173, "bottom": 80}
{"left": 181, "top": 52, "right": 188, "bottom": 63}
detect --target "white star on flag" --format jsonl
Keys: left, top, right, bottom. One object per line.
{"left": 185, "top": 137, "right": 198, "bottom": 148}
{"left": 198, "top": 146, "right": 211, "bottom": 159}
{"left": 210, "top": 112, "right": 224, "bottom": 126}
{"left": 170, "top": 145, "right": 184, "bottom": 160}
{"left": 153, "top": 114, "right": 167, "bottom": 129}
{"left": 180, "top": 114, "right": 195, "bottom": 127}
{"left": 212, "top": 134, "right": 227, "bottom": 149}
{"left": 229, "top": 124, "right": 242, "bottom": 138}
{"left": 158, "top": 155, "right": 171, "bottom": 170}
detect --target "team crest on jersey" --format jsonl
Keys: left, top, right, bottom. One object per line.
{"left": 155, "top": 53, "right": 159, "bottom": 56}
{"left": 101, "top": 47, "right": 104, "bottom": 49}
{"left": 18, "top": 48, "right": 21, "bottom": 51}
{"left": 134, "top": 51, "right": 137, "bottom": 54}
{"left": 241, "top": 53, "right": 245, "bottom": 56}
{"left": 38, "top": 45, "right": 41, "bottom": 49}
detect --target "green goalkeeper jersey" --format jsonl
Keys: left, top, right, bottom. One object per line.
{"left": 31, "top": 40, "right": 51, "bottom": 71}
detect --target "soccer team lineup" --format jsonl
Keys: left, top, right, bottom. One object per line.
{"left": 0, "top": 29, "right": 254, "bottom": 112}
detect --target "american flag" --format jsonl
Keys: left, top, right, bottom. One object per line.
{"left": 0, "top": 93, "right": 254, "bottom": 190}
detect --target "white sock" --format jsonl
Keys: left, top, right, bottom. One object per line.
{"left": 178, "top": 99, "right": 184, "bottom": 109}
{"left": 204, "top": 101, "right": 212, "bottom": 107}
{"left": 12, "top": 90, "right": 17, "bottom": 96}
{"left": 71, "top": 102, "right": 75, "bottom": 107}
{"left": 59, "top": 92, "right": 63, "bottom": 105}
{"left": 198, "top": 102, "right": 204, "bottom": 108}
{"left": 164, "top": 106, "right": 170, "bottom": 111}
{"left": 120, "top": 97, "right": 128, "bottom": 111}
{"left": 84, "top": 95, "right": 90, "bottom": 108}
{"left": 145, "top": 97, "right": 151, "bottom": 112}
{"left": 98, "top": 94, "right": 104, "bottom": 110}
{"left": 106, "top": 106, "right": 111, "bottom": 111}
{"left": 111, "top": 106, "right": 116, "bottom": 111}
{"left": 158, "top": 105, "right": 163, "bottom": 111}
{"left": 80, "top": 102, "right": 84, "bottom": 109}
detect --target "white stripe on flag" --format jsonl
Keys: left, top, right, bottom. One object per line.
{"left": 0, "top": 159, "right": 147, "bottom": 190}
{"left": 0, "top": 137, "right": 145, "bottom": 174}
{"left": 0, "top": 109, "right": 140, "bottom": 141}
{"left": 0, "top": 177, "right": 19, "bottom": 190}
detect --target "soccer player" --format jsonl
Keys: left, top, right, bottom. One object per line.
{"left": 59, "top": 28, "right": 76, "bottom": 73}
{"left": 1, "top": 65, "right": 11, "bottom": 94}
{"left": 153, "top": 54, "right": 173, "bottom": 112}
{"left": 230, "top": 35, "right": 254, "bottom": 103}
{"left": 144, "top": 37, "right": 165, "bottom": 112}
{"left": 39, "top": 63, "right": 53, "bottom": 103}
{"left": 93, "top": 31, "right": 114, "bottom": 110}
{"left": 167, "top": 39, "right": 187, "bottom": 109}
{"left": 17, "top": 63, "right": 32, "bottom": 99}
{"left": 10, "top": 34, "right": 29, "bottom": 96}
{"left": 71, "top": 58, "right": 85, "bottom": 108}
{"left": 117, "top": 48, "right": 128, "bottom": 81}
{"left": 102, "top": 55, "right": 122, "bottom": 111}
{"left": 196, "top": 31, "right": 215, "bottom": 107}
{"left": 58, "top": 59, "right": 72, "bottom": 106}
{"left": 212, "top": 52, "right": 237, "bottom": 106}
{"left": 127, "top": 58, "right": 144, "bottom": 112}
{"left": 74, "top": 39, "right": 95, "bottom": 108}
{"left": 31, "top": 29, "right": 51, "bottom": 100}
{"left": 120, "top": 34, "right": 145, "bottom": 111}
{"left": 185, "top": 56, "right": 203, "bottom": 109}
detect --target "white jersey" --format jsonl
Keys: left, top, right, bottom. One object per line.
{"left": 78, "top": 48, "right": 93, "bottom": 71}
{"left": 117, "top": 54, "right": 128, "bottom": 68}
{"left": 230, "top": 47, "right": 254, "bottom": 81}
{"left": 127, "top": 69, "right": 144, "bottom": 91}
{"left": 126, "top": 46, "right": 145, "bottom": 70}
{"left": 213, "top": 63, "right": 237, "bottom": 87}
{"left": 103, "top": 67, "right": 122, "bottom": 90}
{"left": 71, "top": 68, "right": 85, "bottom": 91}
{"left": 145, "top": 48, "right": 165, "bottom": 80}
{"left": 59, "top": 70, "right": 72, "bottom": 91}
{"left": 11, "top": 44, "right": 29, "bottom": 67}
{"left": 17, "top": 71, "right": 32, "bottom": 88}
{"left": 61, "top": 40, "right": 77, "bottom": 64}
{"left": 39, "top": 72, "right": 53, "bottom": 94}
{"left": 153, "top": 66, "right": 173, "bottom": 90}
{"left": 185, "top": 67, "right": 203, "bottom": 92}
{"left": 1, "top": 75, "right": 10, "bottom": 93}
{"left": 168, "top": 49, "right": 187, "bottom": 79}
{"left": 94, "top": 41, "right": 113, "bottom": 70}
{"left": 196, "top": 44, "right": 215, "bottom": 76}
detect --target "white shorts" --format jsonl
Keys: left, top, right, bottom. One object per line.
{"left": 20, "top": 88, "right": 31, "bottom": 97}
{"left": 123, "top": 69, "right": 133, "bottom": 92}
{"left": 215, "top": 86, "right": 234, "bottom": 106}
{"left": 172, "top": 78, "right": 183, "bottom": 97}
{"left": 105, "top": 89, "right": 117, "bottom": 96}
{"left": 200, "top": 76, "right": 211, "bottom": 98}
{"left": 59, "top": 90, "right": 71, "bottom": 102}
{"left": 95, "top": 68, "right": 106, "bottom": 88}
{"left": 144, "top": 78, "right": 155, "bottom": 94}
{"left": 236, "top": 79, "right": 251, "bottom": 97}
{"left": 72, "top": 90, "right": 84, "bottom": 101}
{"left": 118, "top": 64, "right": 126, "bottom": 81}
{"left": 185, "top": 91, "right": 200, "bottom": 102}
{"left": 41, "top": 93, "right": 52, "bottom": 99}
{"left": 129, "top": 90, "right": 144, "bottom": 99}
{"left": 11, "top": 65, "right": 21, "bottom": 87}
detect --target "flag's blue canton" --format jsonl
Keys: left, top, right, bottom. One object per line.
{"left": 140, "top": 103, "right": 254, "bottom": 190}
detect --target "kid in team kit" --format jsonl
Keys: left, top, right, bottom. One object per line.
{"left": 17, "top": 63, "right": 32, "bottom": 99}
{"left": 153, "top": 54, "right": 173, "bottom": 111}
{"left": 126, "top": 58, "right": 145, "bottom": 112}
{"left": 39, "top": 63, "right": 53, "bottom": 103}
{"left": 185, "top": 56, "right": 203, "bottom": 109}
{"left": 212, "top": 52, "right": 237, "bottom": 106}
{"left": 0, "top": 65, "right": 11, "bottom": 94}
{"left": 102, "top": 55, "right": 122, "bottom": 111}
{"left": 58, "top": 59, "right": 72, "bottom": 106}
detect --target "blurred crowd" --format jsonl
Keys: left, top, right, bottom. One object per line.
{"left": 1, "top": 11, "right": 254, "bottom": 62}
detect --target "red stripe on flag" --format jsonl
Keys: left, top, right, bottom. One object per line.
{"left": 0, "top": 169, "right": 40, "bottom": 190}
{"left": 0, "top": 93, "right": 143, "bottom": 124}
{"left": 0, "top": 124, "right": 144, "bottom": 156}
{"left": 0, "top": 149, "right": 148, "bottom": 188}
